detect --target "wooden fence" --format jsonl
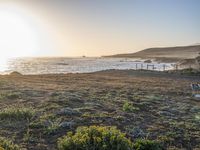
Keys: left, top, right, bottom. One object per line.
{"left": 134, "top": 63, "right": 179, "bottom": 71}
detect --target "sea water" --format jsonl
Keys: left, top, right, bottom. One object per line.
{"left": 0, "top": 57, "right": 174, "bottom": 75}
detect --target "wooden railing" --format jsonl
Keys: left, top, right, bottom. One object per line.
{"left": 134, "top": 63, "right": 179, "bottom": 71}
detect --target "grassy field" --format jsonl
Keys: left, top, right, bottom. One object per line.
{"left": 0, "top": 70, "right": 199, "bottom": 150}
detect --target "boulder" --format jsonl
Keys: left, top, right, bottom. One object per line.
{"left": 128, "top": 127, "right": 146, "bottom": 138}
{"left": 56, "top": 107, "right": 80, "bottom": 116}
{"left": 144, "top": 60, "right": 152, "bottom": 63}
{"left": 59, "top": 121, "right": 75, "bottom": 128}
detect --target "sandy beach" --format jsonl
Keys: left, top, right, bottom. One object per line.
{"left": 0, "top": 70, "right": 199, "bottom": 149}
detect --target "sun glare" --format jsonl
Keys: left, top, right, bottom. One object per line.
{"left": 0, "top": 5, "right": 39, "bottom": 64}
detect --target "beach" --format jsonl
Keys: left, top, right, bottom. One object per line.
{"left": 0, "top": 70, "right": 199, "bottom": 149}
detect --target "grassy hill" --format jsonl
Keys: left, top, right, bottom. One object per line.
{"left": 105, "top": 45, "right": 200, "bottom": 62}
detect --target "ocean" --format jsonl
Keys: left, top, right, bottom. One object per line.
{"left": 0, "top": 57, "right": 174, "bottom": 75}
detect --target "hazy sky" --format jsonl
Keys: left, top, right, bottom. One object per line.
{"left": 0, "top": 0, "right": 199, "bottom": 57}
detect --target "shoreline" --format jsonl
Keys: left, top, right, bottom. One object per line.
{"left": 3, "top": 69, "right": 200, "bottom": 80}
{"left": 0, "top": 57, "right": 175, "bottom": 75}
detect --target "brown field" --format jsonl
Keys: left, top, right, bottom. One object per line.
{"left": 0, "top": 70, "right": 200, "bottom": 150}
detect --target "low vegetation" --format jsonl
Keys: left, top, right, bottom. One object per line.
{"left": 0, "top": 137, "right": 19, "bottom": 150}
{"left": 0, "top": 106, "right": 35, "bottom": 121}
{"left": 133, "top": 139, "right": 162, "bottom": 150}
{"left": 179, "top": 68, "right": 200, "bottom": 75}
{"left": 0, "top": 70, "right": 199, "bottom": 149}
{"left": 0, "top": 92, "right": 22, "bottom": 100}
{"left": 123, "top": 101, "right": 140, "bottom": 112}
{"left": 168, "top": 68, "right": 200, "bottom": 76}
{"left": 58, "top": 126, "right": 163, "bottom": 150}
{"left": 58, "top": 126, "right": 133, "bottom": 150}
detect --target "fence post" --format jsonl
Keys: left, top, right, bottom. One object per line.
{"left": 175, "top": 64, "right": 178, "bottom": 71}
{"left": 163, "top": 64, "right": 166, "bottom": 71}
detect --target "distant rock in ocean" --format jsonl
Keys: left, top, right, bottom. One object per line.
{"left": 144, "top": 60, "right": 152, "bottom": 63}
{"left": 56, "top": 63, "right": 69, "bottom": 66}
{"left": 9, "top": 71, "right": 22, "bottom": 76}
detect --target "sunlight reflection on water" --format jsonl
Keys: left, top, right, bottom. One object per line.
{"left": 0, "top": 57, "right": 174, "bottom": 75}
{"left": 0, "top": 57, "right": 9, "bottom": 73}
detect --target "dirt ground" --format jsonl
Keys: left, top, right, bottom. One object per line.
{"left": 0, "top": 70, "right": 199, "bottom": 150}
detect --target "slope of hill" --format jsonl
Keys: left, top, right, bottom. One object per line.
{"left": 105, "top": 45, "right": 200, "bottom": 61}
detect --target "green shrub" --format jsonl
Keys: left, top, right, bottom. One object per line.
{"left": 133, "top": 139, "right": 163, "bottom": 150}
{"left": 179, "top": 68, "right": 200, "bottom": 76}
{"left": 45, "top": 120, "right": 61, "bottom": 135}
{"left": 0, "top": 146, "right": 4, "bottom": 150}
{"left": 123, "top": 101, "right": 139, "bottom": 112}
{"left": 0, "top": 92, "right": 22, "bottom": 100}
{"left": 0, "top": 106, "right": 35, "bottom": 121}
{"left": 57, "top": 126, "right": 133, "bottom": 150}
{"left": 0, "top": 137, "right": 20, "bottom": 150}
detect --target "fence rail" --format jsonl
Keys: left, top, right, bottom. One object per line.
{"left": 134, "top": 63, "right": 179, "bottom": 71}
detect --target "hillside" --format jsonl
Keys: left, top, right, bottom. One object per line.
{"left": 105, "top": 45, "right": 200, "bottom": 61}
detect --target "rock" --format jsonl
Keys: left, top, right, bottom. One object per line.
{"left": 129, "top": 127, "right": 146, "bottom": 138}
{"left": 68, "top": 95, "right": 82, "bottom": 102}
{"left": 84, "top": 102, "right": 103, "bottom": 108}
{"left": 43, "top": 120, "right": 52, "bottom": 127}
{"left": 178, "top": 56, "right": 200, "bottom": 70}
{"left": 56, "top": 107, "right": 80, "bottom": 116}
{"left": 190, "top": 106, "right": 200, "bottom": 113}
{"left": 9, "top": 71, "right": 22, "bottom": 76}
{"left": 56, "top": 63, "right": 69, "bottom": 66}
{"left": 144, "top": 60, "right": 152, "bottom": 63}
{"left": 158, "top": 110, "right": 175, "bottom": 117}
{"left": 59, "top": 121, "right": 74, "bottom": 128}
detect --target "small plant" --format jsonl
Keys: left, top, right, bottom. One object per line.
{"left": 114, "top": 115, "right": 125, "bottom": 121}
{"left": 133, "top": 139, "right": 163, "bottom": 150}
{"left": 57, "top": 125, "right": 133, "bottom": 150}
{"left": 0, "top": 106, "right": 35, "bottom": 121}
{"left": 180, "top": 68, "right": 198, "bottom": 75}
{"left": 123, "top": 101, "right": 139, "bottom": 112}
{"left": 0, "top": 137, "right": 20, "bottom": 150}
{"left": 23, "top": 127, "right": 34, "bottom": 143}
{"left": 145, "top": 95, "right": 162, "bottom": 101}
{"left": 45, "top": 119, "right": 61, "bottom": 135}
{"left": 0, "top": 92, "right": 22, "bottom": 100}
{"left": 195, "top": 113, "right": 200, "bottom": 121}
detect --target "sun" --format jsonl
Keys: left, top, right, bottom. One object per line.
{"left": 0, "top": 5, "right": 39, "bottom": 63}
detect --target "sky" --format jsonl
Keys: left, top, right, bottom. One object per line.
{"left": 0, "top": 0, "right": 199, "bottom": 57}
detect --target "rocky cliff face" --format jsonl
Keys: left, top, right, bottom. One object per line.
{"left": 178, "top": 56, "right": 200, "bottom": 70}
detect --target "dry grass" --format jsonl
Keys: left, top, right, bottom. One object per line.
{"left": 0, "top": 70, "right": 199, "bottom": 149}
